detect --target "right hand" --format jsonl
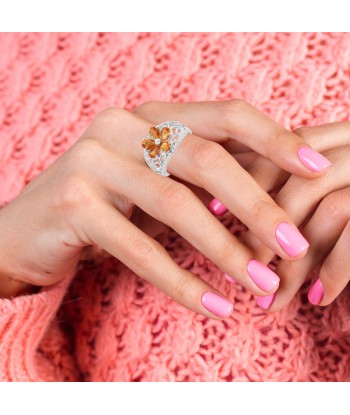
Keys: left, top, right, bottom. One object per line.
{"left": 0, "top": 100, "right": 330, "bottom": 319}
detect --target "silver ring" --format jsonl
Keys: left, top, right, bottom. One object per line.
{"left": 141, "top": 121, "right": 192, "bottom": 176}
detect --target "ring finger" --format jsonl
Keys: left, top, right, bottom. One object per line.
{"left": 87, "top": 109, "right": 284, "bottom": 295}
{"left": 128, "top": 112, "right": 310, "bottom": 261}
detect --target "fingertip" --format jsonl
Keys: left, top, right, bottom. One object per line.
{"left": 201, "top": 290, "right": 234, "bottom": 318}
{"left": 246, "top": 259, "right": 280, "bottom": 293}
{"left": 308, "top": 278, "right": 324, "bottom": 306}
{"left": 275, "top": 221, "right": 309, "bottom": 259}
{"left": 224, "top": 273, "right": 237, "bottom": 284}
{"left": 208, "top": 198, "right": 228, "bottom": 216}
{"left": 297, "top": 146, "right": 332, "bottom": 174}
{"left": 256, "top": 293, "right": 276, "bottom": 310}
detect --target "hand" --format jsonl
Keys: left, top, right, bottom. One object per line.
{"left": 240, "top": 122, "right": 350, "bottom": 310}
{"left": 0, "top": 100, "right": 329, "bottom": 319}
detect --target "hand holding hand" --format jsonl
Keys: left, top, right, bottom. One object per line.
{"left": 0, "top": 100, "right": 330, "bottom": 319}
{"left": 240, "top": 122, "right": 350, "bottom": 309}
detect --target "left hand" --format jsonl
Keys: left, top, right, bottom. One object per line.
{"left": 239, "top": 122, "right": 350, "bottom": 310}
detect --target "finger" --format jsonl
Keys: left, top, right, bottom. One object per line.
{"left": 133, "top": 100, "right": 332, "bottom": 178}
{"left": 242, "top": 123, "right": 350, "bottom": 196}
{"left": 238, "top": 124, "right": 350, "bottom": 262}
{"left": 99, "top": 153, "right": 281, "bottom": 296}
{"left": 85, "top": 201, "right": 233, "bottom": 319}
{"left": 163, "top": 133, "right": 309, "bottom": 260}
{"left": 230, "top": 151, "right": 260, "bottom": 169}
{"left": 245, "top": 145, "right": 350, "bottom": 266}
{"left": 294, "top": 122, "right": 350, "bottom": 151}
{"left": 260, "top": 187, "right": 350, "bottom": 311}
{"left": 102, "top": 109, "right": 309, "bottom": 262}
{"left": 309, "top": 221, "right": 350, "bottom": 306}
{"left": 212, "top": 122, "right": 350, "bottom": 223}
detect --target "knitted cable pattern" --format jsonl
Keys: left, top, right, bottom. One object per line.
{"left": 1, "top": 33, "right": 350, "bottom": 381}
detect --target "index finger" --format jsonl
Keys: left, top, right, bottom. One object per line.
{"left": 132, "top": 100, "right": 332, "bottom": 178}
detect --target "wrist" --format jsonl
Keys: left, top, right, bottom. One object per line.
{"left": 0, "top": 206, "right": 35, "bottom": 298}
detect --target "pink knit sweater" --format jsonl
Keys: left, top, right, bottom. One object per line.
{"left": 1, "top": 32, "right": 350, "bottom": 382}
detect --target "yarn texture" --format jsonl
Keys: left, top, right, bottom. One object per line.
{"left": 0, "top": 32, "right": 350, "bottom": 382}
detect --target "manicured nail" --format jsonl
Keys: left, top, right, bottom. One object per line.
{"left": 208, "top": 198, "right": 228, "bottom": 216}
{"left": 275, "top": 221, "right": 309, "bottom": 257}
{"left": 247, "top": 259, "right": 280, "bottom": 292}
{"left": 256, "top": 293, "right": 276, "bottom": 310}
{"left": 224, "top": 273, "right": 237, "bottom": 284}
{"left": 297, "top": 146, "right": 332, "bottom": 172}
{"left": 201, "top": 291, "right": 233, "bottom": 318}
{"left": 308, "top": 278, "right": 324, "bottom": 305}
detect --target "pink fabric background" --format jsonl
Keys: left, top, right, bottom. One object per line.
{"left": 0, "top": 33, "right": 350, "bottom": 381}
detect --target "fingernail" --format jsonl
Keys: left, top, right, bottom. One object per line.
{"left": 275, "top": 221, "right": 309, "bottom": 257}
{"left": 201, "top": 291, "right": 233, "bottom": 318}
{"left": 247, "top": 259, "right": 280, "bottom": 292}
{"left": 224, "top": 273, "right": 237, "bottom": 284}
{"left": 297, "top": 146, "right": 332, "bottom": 172}
{"left": 208, "top": 198, "right": 228, "bottom": 216}
{"left": 257, "top": 293, "right": 276, "bottom": 309}
{"left": 308, "top": 278, "right": 324, "bottom": 305}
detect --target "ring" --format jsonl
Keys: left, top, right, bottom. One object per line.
{"left": 141, "top": 121, "right": 192, "bottom": 176}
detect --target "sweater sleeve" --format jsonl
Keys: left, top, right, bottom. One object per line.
{"left": 0, "top": 271, "right": 75, "bottom": 381}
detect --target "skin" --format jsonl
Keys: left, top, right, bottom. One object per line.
{"left": 0, "top": 100, "right": 330, "bottom": 319}
{"left": 234, "top": 122, "right": 350, "bottom": 310}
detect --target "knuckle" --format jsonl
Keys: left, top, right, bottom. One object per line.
{"left": 131, "top": 100, "right": 160, "bottom": 116}
{"left": 216, "top": 236, "right": 238, "bottom": 264}
{"left": 223, "top": 98, "right": 249, "bottom": 116}
{"left": 68, "top": 138, "right": 106, "bottom": 170}
{"left": 319, "top": 191, "right": 346, "bottom": 222}
{"left": 282, "top": 174, "right": 323, "bottom": 199}
{"left": 94, "top": 106, "right": 124, "bottom": 122}
{"left": 158, "top": 182, "right": 194, "bottom": 212}
{"left": 250, "top": 198, "right": 276, "bottom": 221}
{"left": 190, "top": 140, "right": 226, "bottom": 171}
{"left": 127, "top": 238, "right": 160, "bottom": 269}
{"left": 92, "top": 106, "right": 130, "bottom": 129}
{"left": 73, "top": 136, "right": 101, "bottom": 157}
{"left": 221, "top": 99, "right": 250, "bottom": 131}
{"left": 171, "top": 273, "right": 190, "bottom": 299}
{"left": 53, "top": 175, "right": 93, "bottom": 211}
{"left": 271, "top": 129, "right": 295, "bottom": 147}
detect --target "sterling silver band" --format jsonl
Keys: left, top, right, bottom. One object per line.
{"left": 143, "top": 121, "right": 192, "bottom": 176}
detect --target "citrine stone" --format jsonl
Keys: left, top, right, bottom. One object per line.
{"left": 160, "top": 142, "right": 170, "bottom": 152}
{"left": 142, "top": 138, "right": 156, "bottom": 150}
{"left": 149, "top": 126, "right": 159, "bottom": 139}
{"left": 161, "top": 127, "right": 170, "bottom": 140}
{"left": 148, "top": 146, "right": 160, "bottom": 158}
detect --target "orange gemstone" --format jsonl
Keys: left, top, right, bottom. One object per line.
{"left": 142, "top": 138, "right": 156, "bottom": 150}
{"left": 149, "top": 126, "right": 159, "bottom": 139}
{"left": 148, "top": 146, "right": 160, "bottom": 158}
{"left": 161, "top": 127, "right": 170, "bottom": 140}
{"left": 160, "top": 142, "right": 170, "bottom": 152}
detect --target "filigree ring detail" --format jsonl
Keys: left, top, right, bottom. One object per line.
{"left": 141, "top": 121, "right": 192, "bottom": 176}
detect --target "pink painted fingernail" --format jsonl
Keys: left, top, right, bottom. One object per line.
{"left": 308, "top": 278, "right": 324, "bottom": 305}
{"left": 224, "top": 273, "right": 237, "bottom": 284}
{"left": 201, "top": 291, "right": 233, "bottom": 318}
{"left": 247, "top": 259, "right": 280, "bottom": 292}
{"left": 297, "top": 146, "right": 332, "bottom": 172}
{"left": 275, "top": 221, "right": 309, "bottom": 257}
{"left": 257, "top": 293, "right": 276, "bottom": 310}
{"left": 208, "top": 198, "right": 228, "bottom": 216}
